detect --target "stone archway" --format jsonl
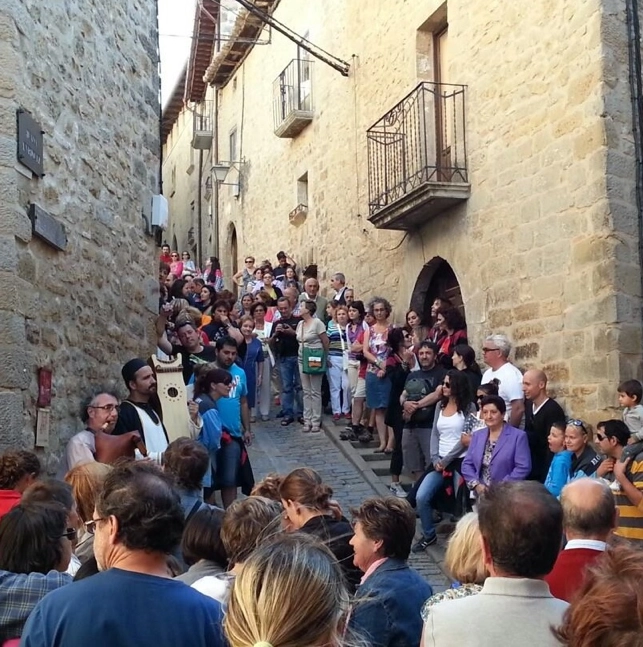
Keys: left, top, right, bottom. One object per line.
{"left": 410, "top": 257, "right": 465, "bottom": 325}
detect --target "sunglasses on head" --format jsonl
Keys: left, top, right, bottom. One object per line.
{"left": 567, "top": 419, "right": 587, "bottom": 432}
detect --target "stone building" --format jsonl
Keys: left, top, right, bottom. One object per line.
{"left": 0, "top": 0, "right": 160, "bottom": 465}
{"left": 163, "top": 0, "right": 643, "bottom": 422}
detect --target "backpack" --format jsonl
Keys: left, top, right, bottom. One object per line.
{"left": 405, "top": 376, "right": 434, "bottom": 425}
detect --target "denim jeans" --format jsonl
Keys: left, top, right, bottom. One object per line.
{"left": 277, "top": 356, "right": 302, "bottom": 418}
{"left": 416, "top": 468, "right": 445, "bottom": 539}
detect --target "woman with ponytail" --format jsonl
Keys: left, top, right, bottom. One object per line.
{"left": 279, "top": 468, "right": 361, "bottom": 593}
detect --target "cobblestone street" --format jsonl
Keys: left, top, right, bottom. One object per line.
{"left": 247, "top": 417, "right": 450, "bottom": 592}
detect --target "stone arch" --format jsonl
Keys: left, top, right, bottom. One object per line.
{"left": 410, "top": 257, "right": 465, "bottom": 325}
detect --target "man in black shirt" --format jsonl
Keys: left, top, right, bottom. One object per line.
{"left": 523, "top": 369, "right": 566, "bottom": 482}
{"left": 114, "top": 358, "right": 201, "bottom": 464}
{"left": 201, "top": 300, "right": 243, "bottom": 347}
{"left": 272, "top": 251, "right": 296, "bottom": 282}
{"left": 400, "top": 342, "right": 446, "bottom": 482}
{"left": 157, "top": 310, "right": 218, "bottom": 384}
{"left": 269, "top": 298, "right": 302, "bottom": 426}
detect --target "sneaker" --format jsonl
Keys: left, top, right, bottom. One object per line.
{"left": 333, "top": 413, "right": 341, "bottom": 421}
{"left": 261, "top": 415, "right": 270, "bottom": 422}
{"left": 389, "top": 482, "right": 407, "bottom": 498}
{"left": 339, "top": 428, "right": 357, "bottom": 441}
{"left": 411, "top": 535, "right": 438, "bottom": 553}
{"left": 344, "top": 413, "right": 352, "bottom": 420}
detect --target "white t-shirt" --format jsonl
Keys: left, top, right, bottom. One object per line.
{"left": 437, "top": 410, "right": 465, "bottom": 458}
{"left": 481, "top": 362, "right": 524, "bottom": 421}
{"left": 191, "top": 573, "right": 234, "bottom": 604}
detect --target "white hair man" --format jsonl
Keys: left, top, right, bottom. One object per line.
{"left": 481, "top": 334, "right": 525, "bottom": 428}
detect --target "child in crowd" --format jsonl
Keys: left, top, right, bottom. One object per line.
{"left": 544, "top": 421, "right": 572, "bottom": 498}
{"left": 618, "top": 379, "right": 643, "bottom": 446}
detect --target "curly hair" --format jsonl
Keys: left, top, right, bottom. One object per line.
{"left": 0, "top": 450, "right": 41, "bottom": 490}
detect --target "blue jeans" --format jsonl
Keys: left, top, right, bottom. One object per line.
{"left": 277, "top": 356, "right": 302, "bottom": 418}
{"left": 416, "top": 468, "right": 445, "bottom": 539}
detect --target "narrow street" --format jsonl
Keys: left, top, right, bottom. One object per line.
{"left": 247, "top": 416, "right": 450, "bottom": 592}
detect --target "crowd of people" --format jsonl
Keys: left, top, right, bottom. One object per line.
{"left": 0, "top": 447, "right": 641, "bottom": 647}
{"left": 155, "top": 246, "right": 643, "bottom": 554}
{"left": 0, "top": 246, "right": 642, "bottom": 645}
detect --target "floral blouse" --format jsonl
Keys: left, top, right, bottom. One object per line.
{"left": 366, "top": 325, "right": 391, "bottom": 374}
{"left": 481, "top": 438, "right": 497, "bottom": 486}
{"left": 421, "top": 583, "right": 483, "bottom": 620}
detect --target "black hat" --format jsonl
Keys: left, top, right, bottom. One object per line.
{"left": 121, "top": 358, "right": 149, "bottom": 387}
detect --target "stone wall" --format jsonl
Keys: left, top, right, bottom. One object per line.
{"left": 0, "top": 0, "right": 160, "bottom": 469}
{"left": 172, "top": 0, "right": 643, "bottom": 423}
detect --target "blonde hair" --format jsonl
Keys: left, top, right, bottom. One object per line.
{"left": 64, "top": 462, "right": 113, "bottom": 523}
{"left": 225, "top": 533, "right": 350, "bottom": 647}
{"left": 444, "top": 512, "right": 487, "bottom": 585}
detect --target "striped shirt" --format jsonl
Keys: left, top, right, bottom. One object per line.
{"left": 326, "top": 322, "right": 348, "bottom": 357}
{"left": 614, "top": 452, "right": 643, "bottom": 545}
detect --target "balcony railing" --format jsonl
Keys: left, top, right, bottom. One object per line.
{"left": 273, "top": 59, "right": 314, "bottom": 138}
{"left": 192, "top": 100, "right": 214, "bottom": 150}
{"left": 367, "top": 82, "right": 469, "bottom": 230}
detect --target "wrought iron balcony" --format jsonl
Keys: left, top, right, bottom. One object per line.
{"left": 192, "top": 100, "right": 214, "bottom": 150}
{"left": 367, "top": 82, "right": 469, "bottom": 230}
{"left": 273, "top": 59, "right": 314, "bottom": 138}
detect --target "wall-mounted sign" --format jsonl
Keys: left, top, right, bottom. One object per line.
{"left": 17, "top": 109, "right": 44, "bottom": 177}
{"left": 28, "top": 204, "right": 67, "bottom": 251}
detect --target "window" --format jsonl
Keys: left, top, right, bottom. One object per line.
{"left": 297, "top": 172, "right": 308, "bottom": 207}
{"left": 229, "top": 128, "right": 238, "bottom": 162}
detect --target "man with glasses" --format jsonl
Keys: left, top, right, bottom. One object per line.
{"left": 64, "top": 390, "right": 121, "bottom": 471}
{"left": 594, "top": 419, "right": 643, "bottom": 546}
{"left": 22, "top": 462, "right": 225, "bottom": 647}
{"left": 480, "top": 334, "right": 525, "bottom": 428}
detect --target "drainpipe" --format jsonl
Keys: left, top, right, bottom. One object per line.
{"left": 197, "top": 149, "right": 203, "bottom": 268}
{"left": 625, "top": 0, "right": 643, "bottom": 315}
{"left": 213, "top": 89, "right": 220, "bottom": 259}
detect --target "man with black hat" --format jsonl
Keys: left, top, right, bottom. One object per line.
{"left": 113, "top": 359, "right": 200, "bottom": 464}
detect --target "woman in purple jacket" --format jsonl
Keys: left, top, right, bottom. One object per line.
{"left": 462, "top": 395, "right": 531, "bottom": 498}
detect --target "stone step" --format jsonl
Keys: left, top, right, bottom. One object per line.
{"left": 360, "top": 452, "right": 392, "bottom": 462}
{"left": 350, "top": 439, "right": 379, "bottom": 449}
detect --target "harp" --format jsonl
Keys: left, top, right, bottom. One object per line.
{"left": 150, "top": 355, "right": 191, "bottom": 443}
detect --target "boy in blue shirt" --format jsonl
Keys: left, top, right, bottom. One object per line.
{"left": 545, "top": 421, "right": 572, "bottom": 497}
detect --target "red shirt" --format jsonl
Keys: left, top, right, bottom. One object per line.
{"left": 159, "top": 253, "right": 172, "bottom": 265}
{"left": 0, "top": 490, "right": 21, "bottom": 518}
{"left": 545, "top": 547, "right": 604, "bottom": 601}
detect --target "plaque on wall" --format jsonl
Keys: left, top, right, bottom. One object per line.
{"left": 16, "top": 109, "right": 44, "bottom": 177}
{"left": 28, "top": 204, "right": 67, "bottom": 251}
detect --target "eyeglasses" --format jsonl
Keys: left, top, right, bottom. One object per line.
{"left": 89, "top": 404, "right": 120, "bottom": 413}
{"left": 85, "top": 518, "right": 106, "bottom": 534}
{"left": 442, "top": 382, "right": 451, "bottom": 387}
{"left": 567, "top": 419, "right": 587, "bottom": 432}
{"left": 245, "top": 259, "right": 254, "bottom": 264}
{"left": 218, "top": 379, "right": 232, "bottom": 387}
{"left": 595, "top": 432, "right": 606, "bottom": 442}
{"left": 60, "top": 527, "right": 77, "bottom": 541}
{"left": 482, "top": 347, "right": 499, "bottom": 353}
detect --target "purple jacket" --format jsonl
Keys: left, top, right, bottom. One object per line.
{"left": 462, "top": 424, "right": 531, "bottom": 487}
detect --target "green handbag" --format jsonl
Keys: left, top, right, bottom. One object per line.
{"left": 302, "top": 346, "right": 327, "bottom": 374}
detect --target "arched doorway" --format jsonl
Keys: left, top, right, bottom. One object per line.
{"left": 410, "top": 257, "right": 465, "bottom": 325}
{"left": 230, "top": 224, "right": 239, "bottom": 296}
